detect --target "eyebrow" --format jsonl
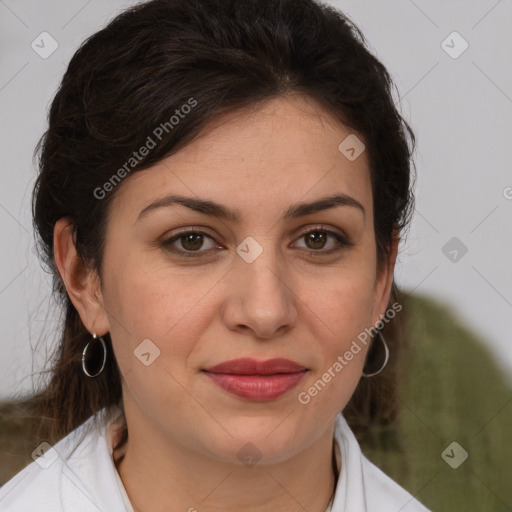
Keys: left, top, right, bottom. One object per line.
{"left": 136, "top": 193, "right": 365, "bottom": 223}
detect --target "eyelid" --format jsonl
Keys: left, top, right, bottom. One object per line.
{"left": 291, "top": 224, "right": 351, "bottom": 243}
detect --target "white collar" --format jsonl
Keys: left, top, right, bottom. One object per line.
{"left": 103, "top": 408, "right": 428, "bottom": 512}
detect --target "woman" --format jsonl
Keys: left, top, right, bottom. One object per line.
{"left": 0, "top": 0, "right": 429, "bottom": 510}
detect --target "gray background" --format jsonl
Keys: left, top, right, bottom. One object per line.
{"left": 1, "top": 0, "right": 511, "bottom": 399}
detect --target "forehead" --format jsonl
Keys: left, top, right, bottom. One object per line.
{"left": 109, "top": 94, "right": 372, "bottom": 222}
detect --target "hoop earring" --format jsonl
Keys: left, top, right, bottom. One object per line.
{"left": 362, "top": 331, "right": 389, "bottom": 378}
{"left": 82, "top": 333, "right": 107, "bottom": 378}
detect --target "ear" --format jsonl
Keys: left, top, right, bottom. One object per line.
{"left": 53, "top": 218, "right": 110, "bottom": 336}
{"left": 371, "top": 231, "right": 399, "bottom": 325}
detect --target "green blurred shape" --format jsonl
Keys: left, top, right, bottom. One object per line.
{"left": 359, "top": 293, "right": 512, "bottom": 512}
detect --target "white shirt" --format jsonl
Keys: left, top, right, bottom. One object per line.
{"left": 0, "top": 406, "right": 430, "bottom": 511}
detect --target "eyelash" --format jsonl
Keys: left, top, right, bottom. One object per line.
{"left": 160, "top": 226, "right": 353, "bottom": 258}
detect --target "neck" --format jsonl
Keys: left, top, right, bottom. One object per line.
{"left": 114, "top": 408, "right": 339, "bottom": 512}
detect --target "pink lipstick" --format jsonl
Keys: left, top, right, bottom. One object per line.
{"left": 202, "top": 358, "right": 308, "bottom": 401}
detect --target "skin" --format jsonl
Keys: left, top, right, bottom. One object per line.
{"left": 54, "top": 94, "right": 397, "bottom": 512}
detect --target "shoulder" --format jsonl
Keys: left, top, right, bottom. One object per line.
{"left": 332, "top": 414, "right": 430, "bottom": 512}
{"left": 0, "top": 407, "right": 125, "bottom": 512}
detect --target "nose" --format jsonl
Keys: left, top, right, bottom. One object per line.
{"left": 221, "top": 243, "right": 298, "bottom": 340}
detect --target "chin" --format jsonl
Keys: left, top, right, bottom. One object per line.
{"left": 198, "top": 416, "right": 311, "bottom": 465}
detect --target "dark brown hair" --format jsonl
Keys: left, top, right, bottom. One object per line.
{"left": 24, "top": 0, "right": 415, "bottom": 447}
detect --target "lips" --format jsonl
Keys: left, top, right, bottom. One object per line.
{"left": 202, "top": 358, "right": 308, "bottom": 401}
{"left": 203, "top": 357, "right": 307, "bottom": 375}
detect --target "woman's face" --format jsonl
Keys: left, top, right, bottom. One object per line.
{"left": 94, "top": 95, "right": 394, "bottom": 464}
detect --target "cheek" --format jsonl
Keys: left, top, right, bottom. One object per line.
{"left": 304, "top": 265, "right": 376, "bottom": 345}
{"left": 102, "top": 267, "right": 210, "bottom": 415}
{"left": 102, "top": 256, "right": 221, "bottom": 368}
{"left": 295, "top": 265, "right": 376, "bottom": 404}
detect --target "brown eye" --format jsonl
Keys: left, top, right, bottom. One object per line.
{"left": 161, "top": 230, "right": 219, "bottom": 257}
{"left": 293, "top": 228, "right": 352, "bottom": 254}
{"left": 180, "top": 233, "right": 205, "bottom": 251}
{"left": 304, "top": 231, "right": 328, "bottom": 250}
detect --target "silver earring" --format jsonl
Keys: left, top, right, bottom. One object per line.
{"left": 82, "top": 333, "right": 107, "bottom": 378}
{"left": 362, "top": 331, "right": 389, "bottom": 378}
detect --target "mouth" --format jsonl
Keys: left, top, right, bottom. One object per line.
{"left": 201, "top": 358, "right": 309, "bottom": 401}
